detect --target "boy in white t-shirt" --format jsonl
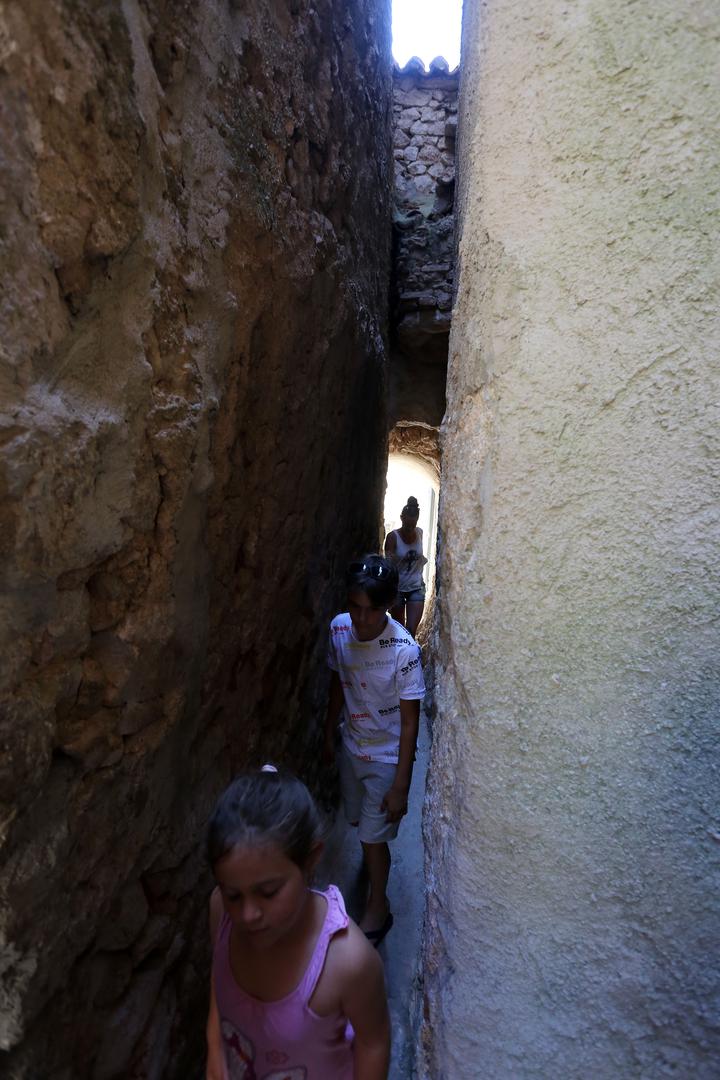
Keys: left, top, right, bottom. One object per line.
{"left": 324, "top": 554, "right": 426, "bottom": 946}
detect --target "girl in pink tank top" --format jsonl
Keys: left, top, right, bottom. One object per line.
{"left": 205, "top": 766, "right": 390, "bottom": 1080}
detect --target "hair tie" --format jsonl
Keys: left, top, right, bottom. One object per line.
{"left": 260, "top": 763, "right": 278, "bottom": 774}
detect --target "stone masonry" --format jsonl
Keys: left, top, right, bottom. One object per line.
{"left": 390, "top": 56, "right": 457, "bottom": 435}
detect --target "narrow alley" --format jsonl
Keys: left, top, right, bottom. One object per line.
{"left": 318, "top": 701, "right": 430, "bottom": 1080}
{"left": 1, "top": 0, "right": 718, "bottom": 1078}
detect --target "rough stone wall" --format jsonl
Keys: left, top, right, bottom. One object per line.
{"left": 388, "top": 423, "right": 440, "bottom": 480}
{"left": 423, "top": 1, "right": 720, "bottom": 1077}
{"left": 391, "top": 58, "right": 457, "bottom": 429}
{"left": 0, "top": 1, "right": 392, "bottom": 1076}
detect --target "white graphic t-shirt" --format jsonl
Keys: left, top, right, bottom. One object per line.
{"left": 327, "top": 614, "right": 426, "bottom": 763}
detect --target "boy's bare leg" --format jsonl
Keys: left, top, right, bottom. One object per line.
{"left": 359, "top": 841, "right": 391, "bottom": 932}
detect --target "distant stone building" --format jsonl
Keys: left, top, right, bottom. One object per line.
{"left": 390, "top": 56, "right": 457, "bottom": 453}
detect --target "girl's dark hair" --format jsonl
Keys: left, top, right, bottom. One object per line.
{"left": 402, "top": 496, "right": 420, "bottom": 517}
{"left": 346, "top": 553, "right": 399, "bottom": 609}
{"left": 206, "top": 768, "right": 324, "bottom": 869}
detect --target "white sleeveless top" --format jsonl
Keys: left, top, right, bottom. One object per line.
{"left": 392, "top": 528, "right": 425, "bottom": 592}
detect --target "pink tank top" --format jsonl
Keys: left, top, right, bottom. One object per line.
{"left": 213, "top": 885, "right": 354, "bottom": 1079}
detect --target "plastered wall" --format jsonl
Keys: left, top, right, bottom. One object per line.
{"left": 422, "top": 0, "right": 720, "bottom": 1075}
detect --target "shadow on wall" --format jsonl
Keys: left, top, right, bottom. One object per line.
{"left": 0, "top": 0, "right": 393, "bottom": 1077}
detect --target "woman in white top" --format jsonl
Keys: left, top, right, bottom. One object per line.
{"left": 384, "top": 496, "right": 428, "bottom": 638}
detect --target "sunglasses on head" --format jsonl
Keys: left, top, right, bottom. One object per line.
{"left": 348, "top": 561, "right": 391, "bottom": 579}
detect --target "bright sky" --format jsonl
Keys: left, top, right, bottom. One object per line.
{"left": 392, "top": 0, "right": 463, "bottom": 70}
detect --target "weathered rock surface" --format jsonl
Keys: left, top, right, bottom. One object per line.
{"left": 388, "top": 423, "right": 439, "bottom": 479}
{"left": 421, "top": 1, "right": 720, "bottom": 1077}
{"left": 0, "top": 1, "right": 392, "bottom": 1076}
{"left": 390, "top": 60, "right": 457, "bottom": 428}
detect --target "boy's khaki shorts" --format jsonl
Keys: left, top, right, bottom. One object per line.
{"left": 338, "top": 743, "right": 400, "bottom": 844}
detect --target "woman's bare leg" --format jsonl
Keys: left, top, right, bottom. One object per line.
{"left": 390, "top": 601, "right": 406, "bottom": 626}
{"left": 406, "top": 601, "right": 424, "bottom": 638}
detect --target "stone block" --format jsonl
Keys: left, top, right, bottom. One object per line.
{"left": 394, "top": 88, "right": 432, "bottom": 108}
{"left": 399, "top": 288, "right": 428, "bottom": 302}
{"left": 423, "top": 75, "right": 460, "bottom": 90}
{"left": 407, "top": 227, "right": 430, "bottom": 246}
{"left": 419, "top": 144, "right": 441, "bottom": 164}
{"left": 408, "top": 161, "right": 428, "bottom": 176}
{"left": 416, "top": 292, "right": 439, "bottom": 308}
{"left": 396, "top": 57, "right": 426, "bottom": 78}
{"left": 412, "top": 174, "right": 436, "bottom": 197}
{"left": 400, "top": 106, "right": 421, "bottom": 122}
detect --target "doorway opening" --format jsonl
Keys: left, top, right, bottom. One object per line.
{"left": 383, "top": 436, "right": 440, "bottom": 642}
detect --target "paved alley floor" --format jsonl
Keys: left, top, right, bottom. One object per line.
{"left": 317, "top": 709, "right": 429, "bottom": 1078}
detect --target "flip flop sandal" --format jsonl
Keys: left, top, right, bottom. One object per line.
{"left": 364, "top": 911, "right": 394, "bottom": 948}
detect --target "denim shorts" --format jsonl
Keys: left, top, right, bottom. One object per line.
{"left": 338, "top": 744, "right": 400, "bottom": 843}
{"left": 398, "top": 587, "right": 426, "bottom": 603}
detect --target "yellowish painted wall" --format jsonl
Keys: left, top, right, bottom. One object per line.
{"left": 423, "top": 0, "right": 720, "bottom": 1074}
